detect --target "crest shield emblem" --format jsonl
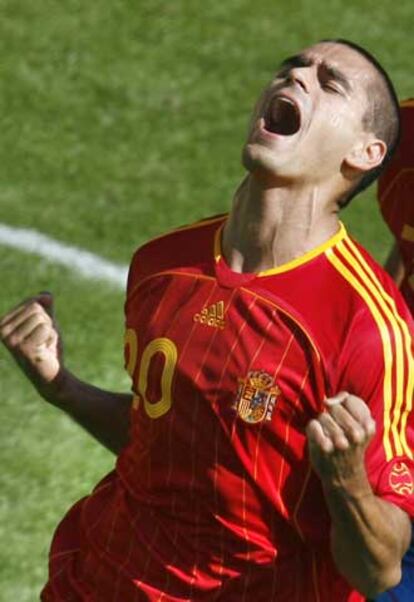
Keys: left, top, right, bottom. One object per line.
{"left": 389, "top": 462, "right": 414, "bottom": 496}
{"left": 234, "top": 370, "right": 280, "bottom": 424}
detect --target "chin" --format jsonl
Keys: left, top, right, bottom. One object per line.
{"left": 243, "top": 143, "right": 275, "bottom": 171}
{"left": 241, "top": 143, "right": 291, "bottom": 183}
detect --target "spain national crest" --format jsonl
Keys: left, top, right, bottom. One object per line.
{"left": 234, "top": 370, "right": 280, "bottom": 424}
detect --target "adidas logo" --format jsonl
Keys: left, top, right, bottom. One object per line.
{"left": 193, "top": 301, "right": 226, "bottom": 329}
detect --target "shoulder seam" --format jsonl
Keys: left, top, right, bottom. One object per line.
{"left": 138, "top": 215, "right": 227, "bottom": 249}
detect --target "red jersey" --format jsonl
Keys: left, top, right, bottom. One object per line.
{"left": 42, "top": 217, "right": 414, "bottom": 602}
{"left": 378, "top": 99, "right": 414, "bottom": 312}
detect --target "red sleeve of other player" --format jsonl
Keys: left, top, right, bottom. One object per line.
{"left": 378, "top": 100, "right": 414, "bottom": 241}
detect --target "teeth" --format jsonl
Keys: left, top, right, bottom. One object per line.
{"left": 279, "top": 97, "right": 295, "bottom": 106}
{"left": 272, "top": 97, "right": 297, "bottom": 116}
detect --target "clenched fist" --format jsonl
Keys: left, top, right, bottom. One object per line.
{"left": 307, "top": 392, "right": 376, "bottom": 489}
{"left": 0, "top": 293, "right": 62, "bottom": 387}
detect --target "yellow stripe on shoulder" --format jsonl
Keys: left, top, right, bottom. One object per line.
{"left": 344, "top": 238, "right": 414, "bottom": 460}
{"left": 326, "top": 246, "right": 395, "bottom": 461}
{"left": 337, "top": 240, "right": 406, "bottom": 458}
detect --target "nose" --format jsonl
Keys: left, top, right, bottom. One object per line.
{"left": 286, "top": 67, "right": 312, "bottom": 94}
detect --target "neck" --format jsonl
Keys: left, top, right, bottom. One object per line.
{"left": 222, "top": 173, "right": 340, "bottom": 273}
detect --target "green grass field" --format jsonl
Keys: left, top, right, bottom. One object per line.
{"left": 1, "top": 1, "right": 413, "bottom": 599}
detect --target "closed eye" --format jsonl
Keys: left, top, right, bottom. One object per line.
{"left": 322, "top": 81, "right": 342, "bottom": 94}
{"left": 318, "top": 63, "right": 351, "bottom": 96}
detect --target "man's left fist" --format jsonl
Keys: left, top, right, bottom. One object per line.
{"left": 306, "top": 392, "right": 376, "bottom": 486}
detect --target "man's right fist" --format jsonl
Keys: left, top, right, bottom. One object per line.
{"left": 0, "top": 293, "right": 62, "bottom": 385}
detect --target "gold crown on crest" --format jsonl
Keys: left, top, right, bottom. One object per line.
{"left": 247, "top": 370, "right": 274, "bottom": 389}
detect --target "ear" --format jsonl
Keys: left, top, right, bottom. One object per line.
{"left": 344, "top": 135, "right": 387, "bottom": 174}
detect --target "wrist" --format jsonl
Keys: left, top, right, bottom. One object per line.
{"left": 322, "top": 469, "right": 373, "bottom": 501}
{"left": 36, "top": 367, "right": 76, "bottom": 407}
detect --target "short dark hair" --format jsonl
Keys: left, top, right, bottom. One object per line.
{"left": 322, "top": 38, "right": 401, "bottom": 208}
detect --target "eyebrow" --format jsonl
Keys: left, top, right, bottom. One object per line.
{"left": 279, "top": 54, "right": 313, "bottom": 70}
{"left": 322, "top": 64, "right": 352, "bottom": 93}
{"left": 278, "top": 53, "right": 353, "bottom": 94}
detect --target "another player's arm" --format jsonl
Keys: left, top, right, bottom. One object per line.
{"left": 384, "top": 242, "right": 405, "bottom": 286}
{"left": 0, "top": 293, "right": 132, "bottom": 455}
{"left": 307, "top": 393, "right": 411, "bottom": 598}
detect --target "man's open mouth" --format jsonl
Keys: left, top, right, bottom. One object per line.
{"left": 264, "top": 96, "right": 301, "bottom": 136}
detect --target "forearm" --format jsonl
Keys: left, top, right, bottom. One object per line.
{"left": 40, "top": 368, "right": 133, "bottom": 455}
{"left": 0, "top": 295, "right": 133, "bottom": 454}
{"left": 324, "top": 471, "right": 410, "bottom": 597}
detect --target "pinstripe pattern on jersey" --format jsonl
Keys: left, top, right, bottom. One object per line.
{"left": 240, "top": 288, "right": 322, "bottom": 365}
{"left": 83, "top": 276, "right": 216, "bottom": 599}
{"left": 130, "top": 269, "right": 217, "bottom": 297}
{"left": 123, "top": 274, "right": 322, "bottom": 599}
{"left": 268, "top": 366, "right": 312, "bottom": 601}
{"left": 155, "top": 520, "right": 180, "bottom": 602}
{"left": 76, "top": 482, "right": 116, "bottom": 597}
{"left": 111, "top": 509, "right": 143, "bottom": 601}
{"left": 136, "top": 278, "right": 220, "bottom": 596}
{"left": 187, "top": 289, "right": 237, "bottom": 599}
{"left": 46, "top": 216, "right": 379, "bottom": 601}
{"left": 252, "top": 331, "right": 295, "bottom": 523}
{"left": 130, "top": 271, "right": 323, "bottom": 378}
{"left": 326, "top": 238, "right": 414, "bottom": 461}
{"left": 228, "top": 301, "right": 276, "bottom": 600}
{"left": 83, "top": 491, "right": 140, "bottom": 598}
{"left": 211, "top": 294, "right": 258, "bottom": 591}
{"left": 291, "top": 462, "right": 313, "bottom": 543}
{"left": 129, "top": 277, "right": 181, "bottom": 411}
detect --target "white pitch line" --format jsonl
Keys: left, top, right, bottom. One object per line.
{"left": 0, "top": 223, "right": 128, "bottom": 289}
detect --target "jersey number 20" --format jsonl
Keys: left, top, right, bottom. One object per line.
{"left": 124, "top": 328, "right": 178, "bottom": 419}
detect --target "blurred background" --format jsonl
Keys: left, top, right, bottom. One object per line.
{"left": 0, "top": 1, "right": 413, "bottom": 598}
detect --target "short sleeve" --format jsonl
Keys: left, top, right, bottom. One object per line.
{"left": 337, "top": 286, "right": 414, "bottom": 517}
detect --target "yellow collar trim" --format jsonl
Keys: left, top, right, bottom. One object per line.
{"left": 214, "top": 221, "right": 347, "bottom": 277}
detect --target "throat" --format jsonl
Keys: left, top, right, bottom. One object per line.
{"left": 225, "top": 221, "right": 339, "bottom": 274}
{"left": 223, "top": 178, "right": 340, "bottom": 274}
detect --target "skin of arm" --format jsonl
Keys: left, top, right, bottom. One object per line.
{"left": 384, "top": 242, "right": 405, "bottom": 287}
{"left": 0, "top": 293, "right": 132, "bottom": 455}
{"left": 307, "top": 392, "right": 411, "bottom": 597}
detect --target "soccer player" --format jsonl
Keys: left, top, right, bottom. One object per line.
{"left": 2, "top": 40, "right": 414, "bottom": 602}
{"left": 374, "top": 100, "right": 414, "bottom": 602}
